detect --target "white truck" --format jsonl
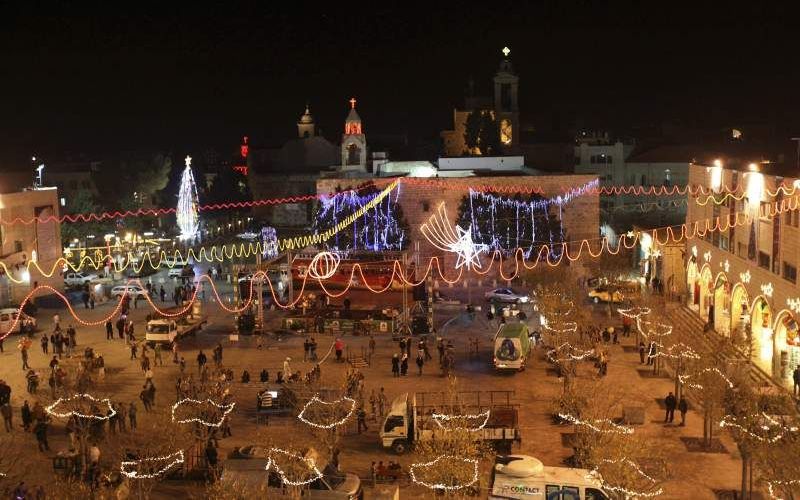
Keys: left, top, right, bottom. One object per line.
{"left": 489, "top": 455, "right": 609, "bottom": 500}
{"left": 380, "top": 391, "right": 520, "bottom": 454}
{"left": 145, "top": 302, "right": 207, "bottom": 345}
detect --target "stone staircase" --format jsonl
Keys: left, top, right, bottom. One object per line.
{"left": 667, "top": 305, "right": 781, "bottom": 392}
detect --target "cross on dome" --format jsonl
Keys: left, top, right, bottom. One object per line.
{"left": 349, "top": 97, "right": 357, "bottom": 109}
{"left": 184, "top": 155, "right": 192, "bottom": 168}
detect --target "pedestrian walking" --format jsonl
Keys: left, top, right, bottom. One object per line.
{"left": 34, "top": 421, "right": 49, "bottom": 451}
{"left": 172, "top": 342, "right": 179, "bottom": 364}
{"left": 622, "top": 315, "right": 632, "bottom": 337}
{"left": 20, "top": 344, "right": 30, "bottom": 371}
{"left": 197, "top": 350, "right": 207, "bottom": 373}
{"left": 416, "top": 349, "right": 425, "bottom": 376}
{"left": 67, "top": 324, "right": 76, "bottom": 348}
{"left": 89, "top": 291, "right": 95, "bottom": 309}
{"left": 391, "top": 354, "right": 400, "bottom": 377}
{"left": 369, "top": 390, "right": 377, "bottom": 421}
{"left": 117, "top": 402, "right": 127, "bottom": 432}
{"left": 128, "top": 402, "right": 137, "bottom": 430}
{"left": 140, "top": 354, "right": 150, "bottom": 373}
{"left": 130, "top": 342, "right": 138, "bottom": 360}
{"left": 664, "top": 392, "right": 677, "bottom": 423}
{"left": 116, "top": 318, "right": 125, "bottom": 339}
{"left": 357, "top": 406, "right": 368, "bottom": 434}
{"left": 334, "top": 338, "right": 344, "bottom": 362}
{"left": 21, "top": 401, "right": 32, "bottom": 432}
{"left": 106, "top": 320, "right": 113, "bottom": 340}
{"left": 678, "top": 396, "right": 688, "bottom": 426}
{"left": 400, "top": 353, "right": 408, "bottom": 376}
{"left": 378, "top": 387, "right": 387, "bottom": 417}
{"left": 638, "top": 341, "right": 646, "bottom": 364}
{"left": 1, "top": 404, "right": 12, "bottom": 431}
{"left": 368, "top": 334, "right": 376, "bottom": 357}
{"left": 303, "top": 337, "right": 310, "bottom": 362}
{"left": 154, "top": 343, "right": 163, "bottom": 366}
{"left": 283, "top": 357, "right": 292, "bottom": 377}
{"left": 437, "top": 337, "right": 445, "bottom": 364}
{"left": 179, "top": 357, "right": 186, "bottom": 374}
{"left": 794, "top": 366, "right": 800, "bottom": 396}
{"left": 309, "top": 337, "right": 317, "bottom": 361}
{"left": 40, "top": 335, "right": 48, "bottom": 355}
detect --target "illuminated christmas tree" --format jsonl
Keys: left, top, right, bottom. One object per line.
{"left": 177, "top": 155, "right": 200, "bottom": 241}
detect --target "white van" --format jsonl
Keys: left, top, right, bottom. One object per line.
{"left": 0, "top": 309, "right": 37, "bottom": 335}
{"left": 489, "top": 455, "right": 609, "bottom": 500}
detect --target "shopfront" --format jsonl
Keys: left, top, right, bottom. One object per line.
{"left": 774, "top": 310, "right": 800, "bottom": 382}
{"left": 730, "top": 283, "right": 750, "bottom": 344}
{"left": 712, "top": 273, "right": 731, "bottom": 336}
{"left": 698, "top": 265, "right": 714, "bottom": 321}
{"left": 750, "top": 297, "right": 773, "bottom": 374}
{"left": 687, "top": 259, "right": 700, "bottom": 311}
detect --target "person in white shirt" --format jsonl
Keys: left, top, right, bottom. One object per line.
{"left": 283, "top": 357, "right": 291, "bottom": 377}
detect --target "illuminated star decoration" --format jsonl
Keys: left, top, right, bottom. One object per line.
{"left": 788, "top": 297, "right": 800, "bottom": 314}
{"left": 691, "top": 245, "right": 698, "bottom": 257}
{"left": 703, "top": 251, "right": 712, "bottom": 262}
{"left": 432, "top": 410, "right": 491, "bottom": 431}
{"left": 46, "top": 394, "right": 116, "bottom": 420}
{"left": 761, "top": 282, "right": 774, "bottom": 298}
{"left": 171, "top": 398, "right": 235, "bottom": 427}
{"left": 120, "top": 450, "right": 185, "bottom": 479}
{"left": 449, "top": 225, "right": 487, "bottom": 270}
{"left": 502, "top": 46, "right": 511, "bottom": 57}
{"left": 740, "top": 270, "right": 751, "bottom": 283}
{"left": 265, "top": 448, "right": 323, "bottom": 487}
{"left": 409, "top": 455, "right": 480, "bottom": 491}
{"left": 296, "top": 395, "right": 357, "bottom": 429}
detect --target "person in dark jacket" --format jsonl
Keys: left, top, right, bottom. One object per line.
{"left": 638, "top": 341, "right": 646, "bottom": 364}
{"left": 678, "top": 396, "right": 689, "bottom": 426}
{"left": 664, "top": 392, "right": 677, "bottom": 423}
{"left": 391, "top": 354, "right": 400, "bottom": 377}
{"left": 106, "top": 320, "right": 114, "bottom": 340}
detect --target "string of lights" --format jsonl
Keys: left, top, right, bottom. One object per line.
{"left": 718, "top": 412, "right": 799, "bottom": 443}
{"left": 768, "top": 479, "right": 800, "bottom": 500}
{"left": 431, "top": 410, "right": 491, "bottom": 431}
{"left": 585, "top": 458, "right": 664, "bottom": 498}
{"left": 45, "top": 394, "right": 116, "bottom": 420}
{"left": 547, "top": 342, "right": 594, "bottom": 362}
{"left": 648, "top": 342, "right": 701, "bottom": 360}
{"left": 618, "top": 306, "right": 651, "bottom": 319}
{"left": 557, "top": 413, "right": 634, "bottom": 435}
{"left": 265, "top": 448, "right": 324, "bottom": 487}
{"left": 119, "top": 450, "right": 185, "bottom": 479}
{"left": 296, "top": 395, "right": 357, "bottom": 429}
{"left": 679, "top": 367, "right": 735, "bottom": 391}
{"left": 409, "top": 455, "right": 480, "bottom": 491}
{"left": 18, "top": 189, "right": 798, "bottom": 284}
{"left": 171, "top": 398, "right": 235, "bottom": 427}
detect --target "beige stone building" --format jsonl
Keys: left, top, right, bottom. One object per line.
{"left": 0, "top": 188, "right": 63, "bottom": 305}
{"left": 316, "top": 173, "right": 599, "bottom": 279}
{"left": 685, "top": 160, "right": 800, "bottom": 386}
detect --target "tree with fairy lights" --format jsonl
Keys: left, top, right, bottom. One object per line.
{"left": 312, "top": 182, "right": 408, "bottom": 253}
{"left": 177, "top": 155, "right": 200, "bottom": 242}
{"left": 455, "top": 190, "right": 564, "bottom": 259}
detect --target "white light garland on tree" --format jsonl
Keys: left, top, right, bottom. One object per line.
{"left": 618, "top": 306, "right": 651, "bottom": 319}
{"left": 171, "top": 398, "right": 235, "bottom": 427}
{"left": 768, "top": 479, "right": 800, "bottom": 500}
{"left": 46, "top": 393, "right": 116, "bottom": 420}
{"left": 120, "top": 450, "right": 185, "bottom": 479}
{"left": 585, "top": 458, "right": 663, "bottom": 498}
{"left": 296, "top": 394, "right": 357, "bottom": 429}
{"left": 547, "top": 342, "right": 594, "bottom": 362}
{"left": 679, "top": 367, "right": 735, "bottom": 391}
{"left": 648, "top": 342, "right": 701, "bottom": 360}
{"left": 177, "top": 155, "right": 200, "bottom": 241}
{"left": 557, "top": 413, "right": 634, "bottom": 435}
{"left": 543, "top": 321, "right": 578, "bottom": 334}
{"left": 409, "top": 455, "right": 480, "bottom": 491}
{"left": 265, "top": 448, "right": 324, "bottom": 487}
{"left": 431, "top": 410, "right": 491, "bottom": 431}
{"left": 719, "top": 412, "right": 799, "bottom": 444}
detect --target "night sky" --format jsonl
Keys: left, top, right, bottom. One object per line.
{"left": 1, "top": 3, "right": 797, "bottom": 164}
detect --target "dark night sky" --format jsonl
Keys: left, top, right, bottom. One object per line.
{"left": 1, "top": 2, "right": 798, "bottom": 164}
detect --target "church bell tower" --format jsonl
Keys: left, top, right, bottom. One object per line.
{"left": 494, "top": 46, "right": 519, "bottom": 151}
{"left": 340, "top": 97, "right": 368, "bottom": 172}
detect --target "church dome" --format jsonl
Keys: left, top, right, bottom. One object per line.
{"left": 298, "top": 104, "right": 314, "bottom": 124}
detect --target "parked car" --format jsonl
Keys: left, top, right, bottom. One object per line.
{"left": 64, "top": 272, "right": 99, "bottom": 287}
{"left": 588, "top": 287, "right": 623, "bottom": 304}
{"left": 484, "top": 288, "right": 531, "bottom": 304}
{"left": 0, "top": 308, "right": 37, "bottom": 334}
{"left": 168, "top": 265, "right": 194, "bottom": 279}
{"left": 110, "top": 285, "right": 146, "bottom": 299}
